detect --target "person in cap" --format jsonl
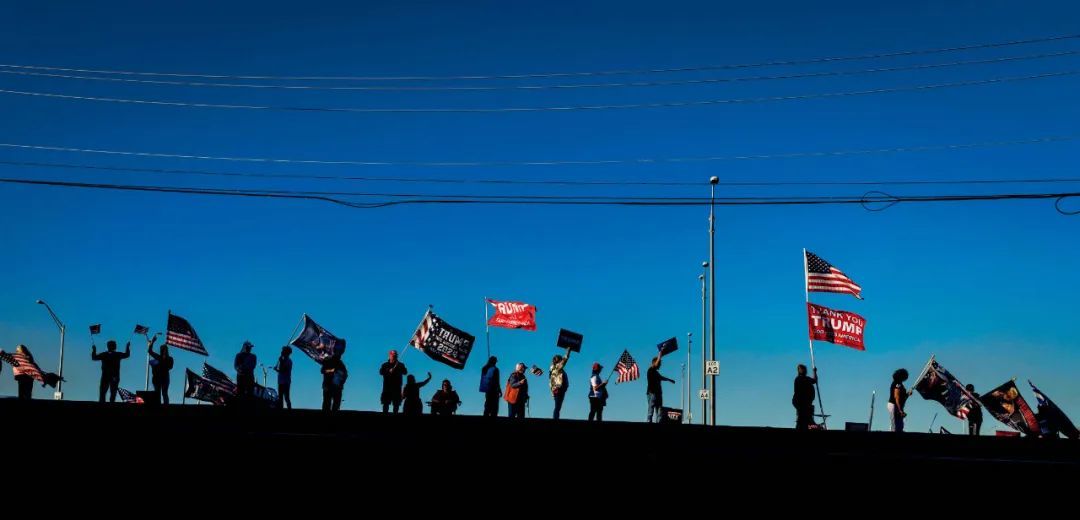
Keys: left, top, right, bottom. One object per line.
{"left": 234, "top": 341, "right": 257, "bottom": 404}
{"left": 506, "top": 362, "right": 529, "bottom": 418}
{"left": 379, "top": 349, "right": 408, "bottom": 413}
{"left": 273, "top": 346, "right": 293, "bottom": 409}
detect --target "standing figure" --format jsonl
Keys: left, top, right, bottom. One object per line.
{"left": 379, "top": 350, "right": 408, "bottom": 413}
{"left": 92, "top": 340, "right": 131, "bottom": 403}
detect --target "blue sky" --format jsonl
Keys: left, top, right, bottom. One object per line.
{"left": 0, "top": 1, "right": 1077, "bottom": 431}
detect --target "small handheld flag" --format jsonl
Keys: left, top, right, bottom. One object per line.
{"left": 134, "top": 324, "right": 150, "bottom": 335}
{"left": 530, "top": 365, "right": 544, "bottom": 376}
{"left": 89, "top": 324, "right": 101, "bottom": 335}
{"left": 615, "top": 350, "right": 640, "bottom": 383}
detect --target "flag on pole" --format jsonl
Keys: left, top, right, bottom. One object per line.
{"left": 615, "top": 350, "right": 639, "bottom": 383}
{"left": 409, "top": 310, "right": 475, "bottom": 370}
{"left": 1028, "top": 381, "right": 1079, "bottom": 439}
{"left": 979, "top": 380, "right": 1040, "bottom": 436}
{"left": 486, "top": 299, "right": 538, "bottom": 331}
{"left": 657, "top": 337, "right": 679, "bottom": 356}
{"left": 118, "top": 388, "right": 144, "bottom": 404}
{"left": 133, "top": 324, "right": 150, "bottom": 335}
{"left": 89, "top": 324, "right": 101, "bottom": 335}
{"left": 913, "top": 359, "right": 977, "bottom": 419}
{"left": 165, "top": 312, "right": 208, "bottom": 356}
{"left": 289, "top": 314, "right": 346, "bottom": 362}
{"left": 3, "top": 348, "right": 60, "bottom": 387}
{"left": 530, "top": 365, "right": 544, "bottom": 376}
{"left": 805, "top": 250, "right": 863, "bottom": 299}
{"left": 806, "top": 303, "right": 866, "bottom": 350}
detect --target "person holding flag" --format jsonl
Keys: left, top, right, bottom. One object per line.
{"left": 92, "top": 339, "right": 130, "bottom": 403}
{"left": 792, "top": 364, "right": 818, "bottom": 431}
{"left": 505, "top": 363, "right": 529, "bottom": 418}
{"left": 234, "top": 341, "right": 257, "bottom": 405}
{"left": 549, "top": 348, "right": 572, "bottom": 419}
{"left": 319, "top": 350, "right": 347, "bottom": 412}
{"left": 965, "top": 384, "right": 983, "bottom": 436}
{"left": 646, "top": 356, "right": 676, "bottom": 423}
{"left": 147, "top": 336, "right": 173, "bottom": 405}
{"left": 273, "top": 346, "right": 293, "bottom": 410}
{"left": 888, "top": 369, "right": 910, "bottom": 432}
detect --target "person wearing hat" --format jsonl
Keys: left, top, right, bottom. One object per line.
{"left": 506, "top": 362, "right": 529, "bottom": 418}
{"left": 234, "top": 341, "right": 257, "bottom": 405}
{"left": 379, "top": 349, "right": 408, "bottom": 413}
{"left": 588, "top": 362, "right": 608, "bottom": 421}
{"left": 273, "top": 346, "right": 293, "bottom": 409}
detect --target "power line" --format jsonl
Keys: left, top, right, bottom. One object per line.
{"left": 3, "top": 158, "right": 1080, "bottom": 189}
{"left": 1, "top": 134, "right": 1076, "bottom": 168}
{"left": 1, "top": 176, "right": 1077, "bottom": 211}
{"left": 1, "top": 51, "right": 1074, "bottom": 91}
{"left": 1, "top": 69, "right": 1076, "bottom": 113}
{"left": 1, "top": 33, "right": 1076, "bottom": 81}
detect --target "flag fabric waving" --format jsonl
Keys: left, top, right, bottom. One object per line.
{"left": 184, "top": 369, "right": 230, "bottom": 405}
{"left": 166, "top": 312, "right": 208, "bottom": 356}
{"left": 806, "top": 303, "right": 866, "bottom": 350}
{"left": 979, "top": 380, "right": 1040, "bottom": 435}
{"left": 657, "top": 337, "right": 678, "bottom": 356}
{"left": 4, "top": 349, "right": 60, "bottom": 387}
{"left": 133, "top": 324, "right": 150, "bottom": 335}
{"left": 118, "top": 388, "right": 144, "bottom": 404}
{"left": 1029, "top": 381, "right": 1079, "bottom": 439}
{"left": 409, "top": 310, "right": 475, "bottom": 370}
{"left": 487, "top": 299, "right": 537, "bottom": 331}
{"left": 805, "top": 250, "right": 863, "bottom": 299}
{"left": 913, "top": 359, "right": 977, "bottom": 419}
{"left": 89, "top": 324, "right": 101, "bottom": 335}
{"left": 202, "top": 363, "right": 237, "bottom": 393}
{"left": 615, "top": 350, "right": 639, "bottom": 383}
{"left": 290, "top": 314, "right": 346, "bottom": 362}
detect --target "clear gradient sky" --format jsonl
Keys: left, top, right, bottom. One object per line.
{"left": 1, "top": 1, "right": 1078, "bottom": 431}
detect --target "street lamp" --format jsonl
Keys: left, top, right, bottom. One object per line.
{"left": 708, "top": 175, "right": 718, "bottom": 426}
{"left": 699, "top": 265, "right": 707, "bottom": 425}
{"left": 36, "top": 299, "right": 65, "bottom": 400}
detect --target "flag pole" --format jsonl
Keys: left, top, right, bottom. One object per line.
{"left": 285, "top": 314, "right": 304, "bottom": 348}
{"left": 868, "top": 391, "right": 876, "bottom": 430}
{"left": 686, "top": 332, "right": 692, "bottom": 423}
{"left": 909, "top": 354, "right": 936, "bottom": 397}
{"left": 485, "top": 297, "right": 490, "bottom": 359}
{"left": 804, "top": 248, "right": 827, "bottom": 429}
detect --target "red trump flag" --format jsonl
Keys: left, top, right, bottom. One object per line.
{"left": 807, "top": 302, "right": 866, "bottom": 351}
{"left": 486, "top": 299, "right": 537, "bottom": 331}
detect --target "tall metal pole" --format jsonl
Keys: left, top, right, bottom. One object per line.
{"left": 36, "top": 300, "right": 65, "bottom": 400}
{"left": 708, "top": 176, "right": 718, "bottom": 426}
{"left": 485, "top": 297, "right": 490, "bottom": 358}
{"left": 686, "top": 332, "right": 692, "bottom": 423}
{"left": 699, "top": 269, "right": 707, "bottom": 425}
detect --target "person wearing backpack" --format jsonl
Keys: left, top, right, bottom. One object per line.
{"left": 549, "top": 348, "right": 572, "bottom": 419}
{"left": 479, "top": 356, "right": 501, "bottom": 417}
{"left": 588, "top": 362, "right": 608, "bottom": 422}
{"left": 320, "top": 351, "right": 347, "bottom": 412}
{"left": 505, "top": 362, "right": 529, "bottom": 418}
{"left": 147, "top": 337, "right": 173, "bottom": 405}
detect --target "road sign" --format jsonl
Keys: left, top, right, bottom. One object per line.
{"left": 705, "top": 360, "right": 719, "bottom": 376}
{"left": 699, "top": 389, "right": 710, "bottom": 400}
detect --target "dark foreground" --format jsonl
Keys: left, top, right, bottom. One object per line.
{"left": 4, "top": 399, "right": 1077, "bottom": 493}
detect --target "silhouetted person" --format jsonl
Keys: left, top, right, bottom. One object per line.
{"left": 11, "top": 345, "right": 36, "bottom": 400}
{"left": 147, "top": 337, "right": 173, "bottom": 405}
{"left": 479, "top": 356, "right": 501, "bottom": 417}
{"left": 379, "top": 350, "right": 407, "bottom": 413}
{"left": 92, "top": 339, "right": 130, "bottom": 403}
{"left": 646, "top": 356, "right": 676, "bottom": 423}
{"left": 792, "top": 364, "right": 818, "bottom": 430}
{"left": 402, "top": 372, "right": 432, "bottom": 415}
{"left": 588, "top": 363, "right": 608, "bottom": 422}
{"left": 889, "top": 368, "right": 910, "bottom": 432}
{"left": 234, "top": 341, "right": 257, "bottom": 405}
{"left": 274, "top": 346, "right": 293, "bottom": 409}
{"left": 431, "top": 379, "right": 461, "bottom": 415}
{"left": 549, "top": 348, "right": 571, "bottom": 419}
{"left": 320, "top": 351, "right": 347, "bottom": 411}
{"left": 506, "top": 363, "right": 528, "bottom": 418}
{"left": 966, "top": 383, "right": 983, "bottom": 436}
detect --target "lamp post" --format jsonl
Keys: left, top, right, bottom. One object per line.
{"left": 708, "top": 175, "right": 718, "bottom": 426}
{"left": 35, "top": 299, "right": 65, "bottom": 400}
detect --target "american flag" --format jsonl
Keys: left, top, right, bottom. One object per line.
{"left": 166, "top": 312, "right": 208, "bottom": 356}
{"left": 615, "top": 350, "right": 639, "bottom": 383}
{"left": 530, "top": 365, "right": 544, "bottom": 376}
{"left": 805, "top": 250, "right": 863, "bottom": 300}
{"left": 118, "top": 388, "right": 144, "bottom": 404}
{"left": 6, "top": 349, "right": 45, "bottom": 383}
{"left": 133, "top": 324, "right": 149, "bottom": 335}
{"left": 89, "top": 324, "right": 101, "bottom": 335}
{"left": 409, "top": 310, "right": 434, "bottom": 350}
{"left": 202, "top": 363, "right": 237, "bottom": 393}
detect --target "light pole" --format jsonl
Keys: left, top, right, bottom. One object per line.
{"left": 708, "top": 175, "right": 718, "bottom": 426}
{"left": 36, "top": 299, "right": 65, "bottom": 400}
{"left": 685, "top": 332, "right": 692, "bottom": 423}
{"left": 699, "top": 267, "right": 707, "bottom": 425}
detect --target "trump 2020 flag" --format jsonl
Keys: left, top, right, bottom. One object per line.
{"left": 290, "top": 314, "right": 346, "bottom": 362}
{"left": 1029, "top": 381, "right": 1079, "bottom": 439}
{"left": 409, "top": 310, "right": 475, "bottom": 370}
{"left": 657, "top": 337, "right": 678, "bottom": 356}
{"left": 979, "top": 380, "right": 1040, "bottom": 436}
{"left": 487, "top": 299, "right": 537, "bottom": 331}
{"left": 914, "top": 358, "right": 977, "bottom": 420}
{"left": 806, "top": 303, "right": 866, "bottom": 351}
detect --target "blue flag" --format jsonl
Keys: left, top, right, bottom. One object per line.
{"left": 1029, "top": 381, "right": 1079, "bottom": 439}
{"left": 657, "top": 337, "right": 678, "bottom": 356}
{"left": 290, "top": 314, "right": 346, "bottom": 362}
